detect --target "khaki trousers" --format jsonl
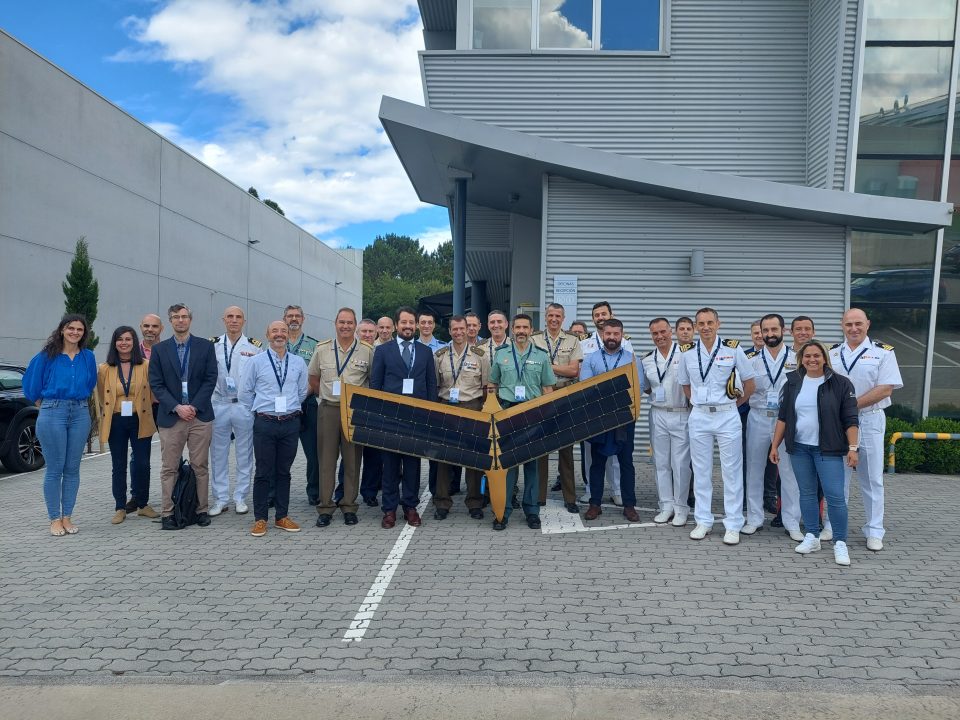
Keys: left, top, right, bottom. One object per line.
{"left": 159, "top": 419, "right": 213, "bottom": 517}
{"left": 317, "top": 401, "right": 360, "bottom": 514}
{"left": 538, "top": 445, "right": 576, "bottom": 504}
{"left": 433, "top": 397, "right": 484, "bottom": 512}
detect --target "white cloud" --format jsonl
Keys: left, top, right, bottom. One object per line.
{"left": 416, "top": 225, "right": 452, "bottom": 253}
{"left": 120, "top": 0, "right": 430, "bottom": 237}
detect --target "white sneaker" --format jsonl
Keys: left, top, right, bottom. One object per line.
{"left": 795, "top": 533, "right": 821, "bottom": 554}
{"left": 235, "top": 500, "right": 248, "bottom": 515}
{"left": 786, "top": 528, "right": 804, "bottom": 542}
{"left": 866, "top": 536, "right": 883, "bottom": 552}
{"left": 834, "top": 541, "right": 851, "bottom": 566}
{"left": 208, "top": 502, "right": 225, "bottom": 517}
{"left": 723, "top": 530, "right": 740, "bottom": 545}
{"left": 820, "top": 526, "right": 833, "bottom": 542}
{"left": 610, "top": 495, "right": 623, "bottom": 507}
{"left": 741, "top": 523, "right": 760, "bottom": 535}
{"left": 578, "top": 494, "right": 590, "bottom": 504}
{"left": 653, "top": 509, "right": 673, "bottom": 524}
{"left": 689, "top": 524, "right": 711, "bottom": 540}
{"left": 672, "top": 509, "right": 688, "bottom": 527}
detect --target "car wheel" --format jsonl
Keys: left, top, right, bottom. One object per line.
{"left": 2, "top": 417, "right": 44, "bottom": 473}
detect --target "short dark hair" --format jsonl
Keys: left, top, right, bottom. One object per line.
{"left": 42, "top": 314, "right": 90, "bottom": 358}
{"left": 675, "top": 316, "right": 694, "bottom": 329}
{"left": 648, "top": 317, "right": 670, "bottom": 328}
{"left": 512, "top": 313, "right": 533, "bottom": 327}
{"left": 695, "top": 307, "right": 719, "bottom": 322}
{"left": 395, "top": 306, "right": 417, "bottom": 323}
{"left": 449, "top": 314, "right": 467, "bottom": 326}
{"left": 592, "top": 301, "right": 612, "bottom": 314}
{"left": 416, "top": 309, "right": 437, "bottom": 323}
{"left": 760, "top": 313, "right": 785, "bottom": 330}
{"left": 464, "top": 311, "right": 480, "bottom": 321}
{"left": 106, "top": 326, "right": 144, "bottom": 366}
{"left": 487, "top": 309, "right": 508, "bottom": 322}
{"left": 569, "top": 321, "right": 587, "bottom": 334}
{"left": 791, "top": 315, "right": 815, "bottom": 331}
{"left": 359, "top": 318, "right": 376, "bottom": 326}
{"left": 546, "top": 302, "right": 565, "bottom": 313}
{"left": 284, "top": 304, "right": 304, "bottom": 315}
{"left": 336, "top": 307, "right": 357, "bottom": 321}
{"left": 167, "top": 303, "right": 191, "bottom": 319}
{"left": 601, "top": 318, "right": 624, "bottom": 331}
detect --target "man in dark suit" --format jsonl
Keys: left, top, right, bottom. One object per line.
{"left": 148, "top": 303, "right": 219, "bottom": 530}
{"left": 370, "top": 306, "right": 438, "bottom": 529}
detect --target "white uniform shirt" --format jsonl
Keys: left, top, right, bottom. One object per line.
{"left": 747, "top": 345, "right": 797, "bottom": 411}
{"left": 641, "top": 343, "right": 688, "bottom": 409}
{"left": 212, "top": 334, "right": 262, "bottom": 403}
{"left": 677, "top": 337, "right": 756, "bottom": 406}
{"left": 828, "top": 336, "right": 903, "bottom": 412}
{"left": 580, "top": 330, "right": 635, "bottom": 357}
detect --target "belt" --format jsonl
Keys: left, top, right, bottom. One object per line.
{"left": 214, "top": 398, "right": 239, "bottom": 404}
{"left": 652, "top": 405, "right": 690, "bottom": 413}
{"left": 320, "top": 399, "right": 341, "bottom": 407}
{"left": 860, "top": 407, "right": 884, "bottom": 415}
{"left": 762, "top": 409, "right": 778, "bottom": 417}
{"left": 693, "top": 403, "right": 736, "bottom": 414}
{"left": 255, "top": 411, "right": 302, "bottom": 422}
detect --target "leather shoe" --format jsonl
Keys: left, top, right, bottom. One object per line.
{"left": 525, "top": 514, "right": 541, "bottom": 530}
{"left": 492, "top": 519, "right": 507, "bottom": 531}
{"left": 511, "top": 497, "right": 520, "bottom": 509}
{"left": 565, "top": 502, "right": 579, "bottom": 514}
{"left": 160, "top": 516, "right": 179, "bottom": 530}
{"left": 469, "top": 509, "right": 483, "bottom": 520}
{"left": 771, "top": 513, "right": 784, "bottom": 527}
{"left": 343, "top": 512, "right": 358, "bottom": 526}
{"left": 316, "top": 514, "right": 332, "bottom": 527}
{"left": 403, "top": 508, "right": 422, "bottom": 527}
{"left": 195, "top": 512, "right": 211, "bottom": 527}
{"left": 434, "top": 509, "right": 449, "bottom": 520}
{"left": 363, "top": 497, "right": 379, "bottom": 507}
{"left": 381, "top": 511, "right": 396, "bottom": 529}
{"left": 584, "top": 504, "right": 602, "bottom": 520}
{"left": 623, "top": 506, "right": 640, "bottom": 522}
{"left": 124, "top": 498, "right": 138, "bottom": 514}
{"left": 550, "top": 479, "right": 562, "bottom": 491}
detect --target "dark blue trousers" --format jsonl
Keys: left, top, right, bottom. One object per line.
{"left": 109, "top": 414, "right": 152, "bottom": 510}
{"left": 381, "top": 451, "right": 421, "bottom": 513}
{"left": 589, "top": 422, "right": 636, "bottom": 507}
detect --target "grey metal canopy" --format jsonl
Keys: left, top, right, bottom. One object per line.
{"left": 379, "top": 96, "right": 953, "bottom": 234}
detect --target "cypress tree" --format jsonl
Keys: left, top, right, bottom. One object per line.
{"left": 62, "top": 236, "right": 100, "bottom": 350}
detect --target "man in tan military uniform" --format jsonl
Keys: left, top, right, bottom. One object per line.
{"left": 532, "top": 302, "right": 583, "bottom": 513}
{"left": 307, "top": 307, "right": 374, "bottom": 528}
{"left": 433, "top": 315, "right": 491, "bottom": 520}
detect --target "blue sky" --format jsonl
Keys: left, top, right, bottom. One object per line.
{"left": 0, "top": 0, "right": 450, "bottom": 250}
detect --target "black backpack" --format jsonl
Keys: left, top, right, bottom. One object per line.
{"left": 171, "top": 458, "right": 199, "bottom": 529}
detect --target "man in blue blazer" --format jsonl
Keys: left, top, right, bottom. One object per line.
{"left": 148, "top": 303, "right": 219, "bottom": 530}
{"left": 371, "top": 306, "right": 438, "bottom": 529}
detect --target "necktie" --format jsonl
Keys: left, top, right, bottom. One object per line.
{"left": 402, "top": 341, "right": 412, "bottom": 371}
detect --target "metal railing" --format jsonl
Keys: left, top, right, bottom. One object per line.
{"left": 886, "top": 432, "right": 960, "bottom": 473}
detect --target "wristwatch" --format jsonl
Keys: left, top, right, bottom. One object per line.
{"left": 849, "top": 445, "right": 859, "bottom": 452}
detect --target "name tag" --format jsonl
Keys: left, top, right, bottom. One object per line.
{"left": 274, "top": 396, "right": 288, "bottom": 413}
{"left": 332, "top": 380, "right": 341, "bottom": 397}
{"left": 181, "top": 381, "right": 189, "bottom": 403}
{"left": 766, "top": 390, "right": 780, "bottom": 410}
{"left": 402, "top": 378, "right": 414, "bottom": 395}
{"left": 694, "top": 386, "right": 708, "bottom": 404}
{"left": 225, "top": 377, "right": 237, "bottom": 392}
{"left": 449, "top": 387, "right": 460, "bottom": 403}
{"left": 654, "top": 386, "right": 665, "bottom": 403}
{"left": 121, "top": 400, "right": 134, "bottom": 417}
{"left": 514, "top": 385, "right": 526, "bottom": 401}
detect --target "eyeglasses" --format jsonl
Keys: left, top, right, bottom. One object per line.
{"left": 170, "top": 314, "right": 191, "bottom": 321}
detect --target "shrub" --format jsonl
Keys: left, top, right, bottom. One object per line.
{"left": 917, "top": 417, "right": 960, "bottom": 475}
{"left": 884, "top": 417, "right": 924, "bottom": 473}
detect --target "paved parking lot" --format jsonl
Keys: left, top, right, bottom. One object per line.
{"left": 1, "top": 447, "right": 958, "bottom": 715}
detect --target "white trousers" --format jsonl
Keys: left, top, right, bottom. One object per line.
{"left": 745, "top": 410, "right": 800, "bottom": 531}
{"left": 583, "top": 448, "right": 620, "bottom": 496}
{"left": 651, "top": 408, "right": 692, "bottom": 514}
{"left": 210, "top": 401, "right": 254, "bottom": 505}
{"left": 844, "top": 410, "right": 886, "bottom": 539}
{"left": 688, "top": 407, "right": 744, "bottom": 532}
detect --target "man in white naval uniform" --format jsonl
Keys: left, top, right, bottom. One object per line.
{"left": 677, "top": 307, "right": 756, "bottom": 545}
{"left": 829, "top": 308, "right": 903, "bottom": 552}
{"left": 209, "top": 306, "right": 262, "bottom": 515}
{"left": 641, "top": 317, "right": 692, "bottom": 526}
{"left": 744, "top": 313, "right": 801, "bottom": 540}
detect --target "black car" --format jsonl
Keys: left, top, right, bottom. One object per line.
{"left": 0, "top": 364, "right": 44, "bottom": 473}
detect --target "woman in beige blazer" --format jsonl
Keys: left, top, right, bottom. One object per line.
{"left": 97, "top": 326, "right": 158, "bottom": 523}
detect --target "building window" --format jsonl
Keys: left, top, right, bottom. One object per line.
{"left": 471, "top": 0, "right": 663, "bottom": 52}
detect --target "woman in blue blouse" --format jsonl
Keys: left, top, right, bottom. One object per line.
{"left": 23, "top": 314, "right": 98, "bottom": 536}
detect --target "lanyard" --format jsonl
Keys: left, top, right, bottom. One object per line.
{"left": 511, "top": 343, "right": 532, "bottom": 380}
{"left": 178, "top": 342, "right": 190, "bottom": 381}
{"left": 223, "top": 336, "right": 238, "bottom": 373}
{"left": 601, "top": 348, "right": 625, "bottom": 372}
{"left": 449, "top": 346, "right": 469, "bottom": 385}
{"left": 488, "top": 337, "right": 503, "bottom": 357}
{"left": 544, "top": 333, "right": 562, "bottom": 363}
{"left": 841, "top": 345, "right": 868, "bottom": 374}
{"left": 654, "top": 344, "right": 676, "bottom": 383}
{"left": 697, "top": 340, "right": 721, "bottom": 383}
{"left": 762, "top": 348, "right": 787, "bottom": 386}
{"left": 118, "top": 363, "right": 133, "bottom": 397}
{"left": 268, "top": 349, "right": 289, "bottom": 392}
{"left": 334, "top": 340, "right": 357, "bottom": 377}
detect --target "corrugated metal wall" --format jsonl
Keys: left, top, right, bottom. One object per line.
{"left": 464, "top": 204, "right": 512, "bottom": 310}
{"left": 834, "top": 0, "right": 860, "bottom": 190}
{"left": 423, "top": 0, "right": 810, "bottom": 183}
{"left": 806, "top": 0, "right": 844, "bottom": 189}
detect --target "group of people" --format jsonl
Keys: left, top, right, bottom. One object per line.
{"left": 22, "top": 298, "right": 902, "bottom": 567}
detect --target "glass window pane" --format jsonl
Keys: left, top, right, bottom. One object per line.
{"left": 859, "top": 46, "right": 951, "bottom": 155}
{"left": 600, "top": 0, "right": 660, "bottom": 51}
{"left": 850, "top": 231, "right": 937, "bottom": 416}
{"left": 931, "top": 189, "right": 960, "bottom": 419}
{"left": 539, "top": 0, "right": 593, "bottom": 49}
{"left": 473, "top": 0, "right": 532, "bottom": 49}
{"left": 854, "top": 158, "right": 943, "bottom": 200}
{"left": 866, "top": 0, "right": 956, "bottom": 41}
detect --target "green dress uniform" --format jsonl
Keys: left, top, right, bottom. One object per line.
{"left": 288, "top": 333, "right": 320, "bottom": 504}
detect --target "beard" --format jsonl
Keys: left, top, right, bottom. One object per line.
{"left": 763, "top": 335, "right": 782, "bottom": 348}
{"left": 603, "top": 339, "right": 621, "bottom": 352}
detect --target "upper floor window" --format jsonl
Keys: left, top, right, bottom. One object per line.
{"left": 470, "top": 0, "right": 663, "bottom": 52}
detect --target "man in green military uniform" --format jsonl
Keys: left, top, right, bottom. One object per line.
{"left": 490, "top": 313, "right": 556, "bottom": 531}
{"left": 283, "top": 305, "right": 320, "bottom": 505}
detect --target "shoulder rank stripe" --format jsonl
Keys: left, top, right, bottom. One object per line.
{"left": 874, "top": 340, "right": 895, "bottom": 351}
{"left": 722, "top": 338, "right": 740, "bottom": 348}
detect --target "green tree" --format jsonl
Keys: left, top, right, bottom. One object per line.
{"left": 62, "top": 236, "right": 100, "bottom": 350}
{"left": 264, "top": 199, "right": 285, "bottom": 216}
{"left": 247, "top": 186, "right": 260, "bottom": 199}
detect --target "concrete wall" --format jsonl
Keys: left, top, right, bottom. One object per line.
{"left": 0, "top": 31, "right": 362, "bottom": 365}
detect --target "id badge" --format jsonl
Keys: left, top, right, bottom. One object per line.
{"left": 449, "top": 387, "right": 460, "bottom": 403}
{"left": 766, "top": 390, "right": 780, "bottom": 410}
{"left": 274, "top": 396, "right": 288, "bottom": 413}
{"left": 332, "top": 380, "right": 342, "bottom": 397}
{"left": 514, "top": 385, "right": 526, "bottom": 401}
{"left": 402, "top": 378, "right": 414, "bottom": 395}
{"left": 121, "top": 400, "right": 134, "bottom": 417}
{"left": 181, "top": 381, "right": 189, "bottom": 403}
{"left": 225, "top": 377, "right": 237, "bottom": 392}
{"left": 694, "top": 385, "right": 708, "bottom": 405}
{"left": 653, "top": 386, "right": 666, "bottom": 403}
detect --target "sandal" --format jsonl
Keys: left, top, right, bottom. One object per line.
{"left": 61, "top": 517, "right": 79, "bottom": 535}
{"left": 50, "top": 519, "right": 65, "bottom": 537}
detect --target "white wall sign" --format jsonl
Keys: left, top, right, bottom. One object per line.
{"left": 553, "top": 275, "right": 578, "bottom": 313}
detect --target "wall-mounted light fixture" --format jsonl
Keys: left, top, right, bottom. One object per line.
{"left": 335, "top": 281, "right": 343, "bottom": 286}
{"left": 690, "top": 249, "right": 705, "bottom": 277}
{"left": 248, "top": 239, "right": 260, "bottom": 245}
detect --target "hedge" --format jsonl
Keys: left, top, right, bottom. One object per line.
{"left": 884, "top": 415, "right": 960, "bottom": 475}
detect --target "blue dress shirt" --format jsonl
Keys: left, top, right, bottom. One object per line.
{"left": 238, "top": 348, "right": 308, "bottom": 415}
{"left": 23, "top": 350, "right": 98, "bottom": 402}
{"left": 579, "top": 345, "right": 636, "bottom": 382}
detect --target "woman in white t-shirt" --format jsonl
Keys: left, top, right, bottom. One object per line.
{"left": 771, "top": 340, "right": 859, "bottom": 566}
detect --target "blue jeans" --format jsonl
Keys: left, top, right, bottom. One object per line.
{"left": 788, "top": 443, "right": 848, "bottom": 542}
{"left": 35, "top": 399, "right": 90, "bottom": 520}
{"left": 504, "top": 460, "right": 539, "bottom": 521}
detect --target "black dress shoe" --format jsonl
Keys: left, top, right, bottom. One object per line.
{"left": 526, "top": 514, "right": 541, "bottom": 530}
{"left": 363, "top": 497, "right": 379, "bottom": 507}
{"left": 316, "top": 514, "right": 332, "bottom": 527}
{"left": 195, "top": 513, "right": 211, "bottom": 527}
{"left": 434, "top": 509, "right": 449, "bottom": 520}
{"left": 565, "top": 503, "right": 579, "bottom": 514}
{"left": 469, "top": 509, "right": 483, "bottom": 520}
{"left": 511, "top": 497, "right": 520, "bottom": 509}
{"left": 492, "top": 519, "right": 507, "bottom": 531}
{"left": 771, "top": 513, "right": 783, "bottom": 528}
{"left": 161, "top": 516, "right": 180, "bottom": 530}
{"left": 343, "top": 512, "right": 358, "bottom": 526}
{"left": 551, "top": 479, "right": 562, "bottom": 492}
{"left": 124, "top": 498, "right": 138, "bottom": 513}
{"left": 538, "top": 501, "right": 546, "bottom": 507}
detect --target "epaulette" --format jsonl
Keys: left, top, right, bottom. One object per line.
{"left": 678, "top": 343, "right": 695, "bottom": 352}
{"left": 722, "top": 338, "right": 740, "bottom": 348}
{"left": 745, "top": 348, "right": 759, "bottom": 359}
{"left": 532, "top": 330, "right": 544, "bottom": 336}
{"left": 435, "top": 346, "right": 450, "bottom": 358}
{"left": 874, "top": 340, "right": 894, "bottom": 351}
{"left": 248, "top": 336, "right": 262, "bottom": 347}
{"left": 471, "top": 346, "right": 485, "bottom": 357}
{"left": 359, "top": 340, "right": 374, "bottom": 350}
{"left": 209, "top": 336, "right": 220, "bottom": 343}
{"left": 642, "top": 350, "right": 654, "bottom": 359}
{"left": 316, "top": 338, "right": 333, "bottom": 347}
{"left": 623, "top": 333, "right": 631, "bottom": 340}
{"left": 305, "top": 334, "right": 319, "bottom": 342}
{"left": 830, "top": 342, "right": 842, "bottom": 350}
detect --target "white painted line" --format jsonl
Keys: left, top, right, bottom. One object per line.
{"left": 539, "top": 500, "right": 672, "bottom": 535}
{"left": 342, "top": 491, "right": 430, "bottom": 643}
{"left": 890, "top": 328, "right": 960, "bottom": 368}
